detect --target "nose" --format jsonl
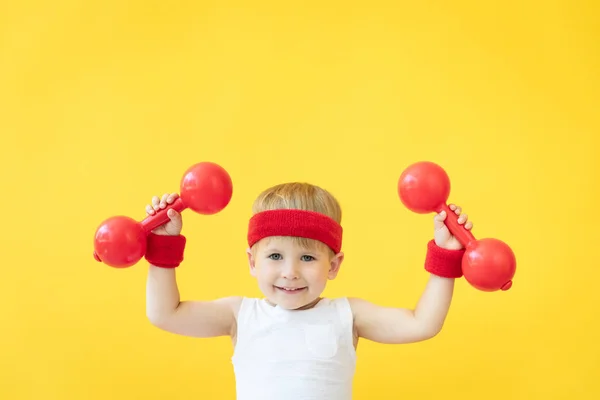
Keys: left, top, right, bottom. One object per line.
{"left": 281, "top": 261, "right": 300, "bottom": 280}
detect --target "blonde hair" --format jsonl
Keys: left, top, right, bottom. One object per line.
{"left": 251, "top": 182, "right": 342, "bottom": 253}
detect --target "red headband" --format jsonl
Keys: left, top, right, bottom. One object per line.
{"left": 247, "top": 209, "right": 343, "bottom": 253}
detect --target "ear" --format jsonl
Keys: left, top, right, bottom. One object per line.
{"left": 327, "top": 251, "right": 345, "bottom": 280}
{"left": 247, "top": 248, "right": 257, "bottom": 277}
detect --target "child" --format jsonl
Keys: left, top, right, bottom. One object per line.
{"left": 144, "top": 182, "right": 472, "bottom": 400}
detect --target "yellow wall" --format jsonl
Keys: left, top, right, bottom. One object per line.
{"left": 1, "top": 1, "right": 598, "bottom": 399}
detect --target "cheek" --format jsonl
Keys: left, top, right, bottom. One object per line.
{"left": 305, "top": 265, "right": 330, "bottom": 281}
{"left": 256, "top": 265, "right": 276, "bottom": 280}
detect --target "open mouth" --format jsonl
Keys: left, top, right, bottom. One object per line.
{"left": 275, "top": 286, "right": 307, "bottom": 294}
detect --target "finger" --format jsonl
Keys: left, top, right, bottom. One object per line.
{"left": 160, "top": 193, "right": 169, "bottom": 208}
{"left": 433, "top": 210, "right": 447, "bottom": 229}
{"left": 151, "top": 195, "right": 160, "bottom": 210}
{"left": 457, "top": 213, "right": 467, "bottom": 224}
{"left": 449, "top": 204, "right": 456, "bottom": 211}
{"left": 464, "top": 221, "right": 473, "bottom": 230}
{"left": 146, "top": 204, "right": 155, "bottom": 215}
{"left": 433, "top": 210, "right": 447, "bottom": 221}
{"left": 167, "top": 208, "right": 182, "bottom": 223}
{"left": 453, "top": 206, "right": 462, "bottom": 215}
{"left": 167, "top": 192, "right": 179, "bottom": 204}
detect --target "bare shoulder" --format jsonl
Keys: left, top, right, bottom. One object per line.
{"left": 216, "top": 295, "right": 244, "bottom": 316}
{"left": 151, "top": 296, "right": 244, "bottom": 339}
{"left": 346, "top": 297, "right": 426, "bottom": 344}
{"left": 346, "top": 296, "right": 402, "bottom": 324}
{"left": 216, "top": 295, "right": 244, "bottom": 337}
{"left": 346, "top": 296, "right": 374, "bottom": 316}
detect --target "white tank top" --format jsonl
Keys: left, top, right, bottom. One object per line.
{"left": 231, "top": 297, "right": 356, "bottom": 400}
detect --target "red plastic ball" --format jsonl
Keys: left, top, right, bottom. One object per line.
{"left": 180, "top": 162, "right": 233, "bottom": 215}
{"left": 93, "top": 216, "right": 146, "bottom": 268}
{"left": 463, "top": 238, "right": 516, "bottom": 291}
{"left": 398, "top": 161, "right": 450, "bottom": 214}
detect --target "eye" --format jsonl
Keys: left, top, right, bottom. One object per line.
{"left": 268, "top": 253, "right": 282, "bottom": 260}
{"left": 301, "top": 255, "right": 315, "bottom": 262}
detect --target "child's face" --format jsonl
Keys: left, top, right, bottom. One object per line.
{"left": 247, "top": 237, "right": 344, "bottom": 310}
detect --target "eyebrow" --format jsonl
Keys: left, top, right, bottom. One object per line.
{"left": 263, "top": 248, "right": 281, "bottom": 253}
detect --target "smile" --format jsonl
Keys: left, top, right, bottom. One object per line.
{"left": 275, "top": 286, "right": 307, "bottom": 294}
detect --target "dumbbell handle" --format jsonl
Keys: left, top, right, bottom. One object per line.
{"left": 140, "top": 197, "right": 187, "bottom": 233}
{"left": 439, "top": 203, "right": 476, "bottom": 247}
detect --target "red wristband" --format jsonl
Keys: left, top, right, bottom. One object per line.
{"left": 145, "top": 233, "right": 186, "bottom": 268}
{"left": 424, "top": 239, "right": 464, "bottom": 278}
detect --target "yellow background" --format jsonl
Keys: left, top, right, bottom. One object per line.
{"left": 1, "top": 1, "right": 598, "bottom": 399}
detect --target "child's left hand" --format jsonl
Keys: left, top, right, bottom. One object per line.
{"left": 433, "top": 204, "right": 473, "bottom": 250}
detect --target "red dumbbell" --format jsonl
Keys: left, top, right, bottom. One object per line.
{"left": 93, "top": 162, "right": 233, "bottom": 268}
{"left": 397, "top": 161, "right": 516, "bottom": 292}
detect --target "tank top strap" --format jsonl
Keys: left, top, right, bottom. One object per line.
{"left": 234, "top": 297, "right": 263, "bottom": 348}
{"left": 236, "top": 296, "right": 256, "bottom": 326}
{"left": 328, "top": 297, "right": 355, "bottom": 350}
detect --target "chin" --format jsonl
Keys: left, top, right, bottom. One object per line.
{"left": 266, "top": 295, "right": 302, "bottom": 310}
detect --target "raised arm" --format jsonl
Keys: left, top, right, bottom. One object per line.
{"left": 349, "top": 275, "right": 455, "bottom": 344}
{"left": 351, "top": 205, "right": 471, "bottom": 345}
{"left": 143, "top": 193, "right": 242, "bottom": 339}
{"left": 146, "top": 266, "right": 241, "bottom": 338}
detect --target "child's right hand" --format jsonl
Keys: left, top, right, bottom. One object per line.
{"left": 145, "top": 193, "right": 182, "bottom": 236}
